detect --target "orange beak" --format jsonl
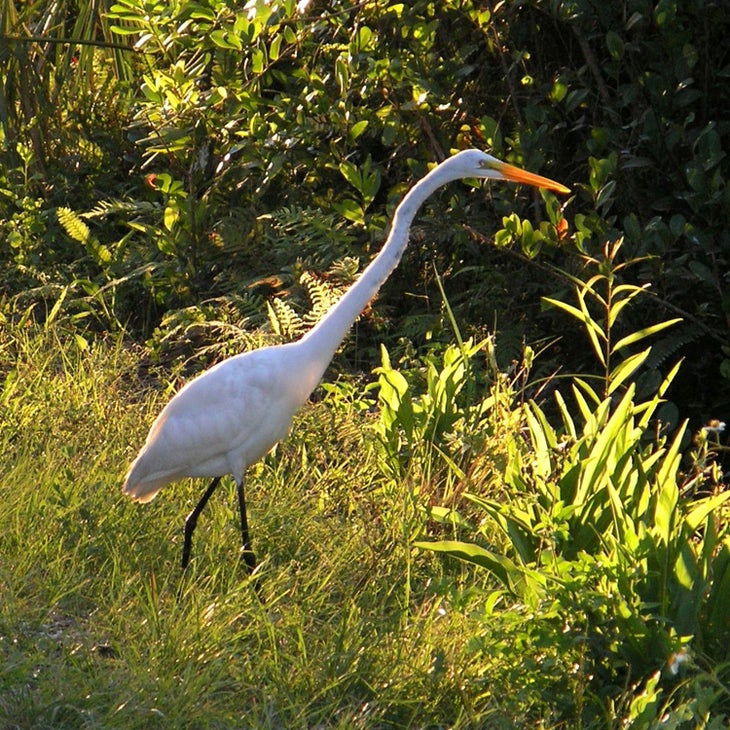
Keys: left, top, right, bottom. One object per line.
{"left": 491, "top": 160, "right": 571, "bottom": 194}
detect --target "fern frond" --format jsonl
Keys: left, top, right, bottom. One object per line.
{"left": 300, "top": 272, "right": 335, "bottom": 321}
{"left": 57, "top": 206, "right": 112, "bottom": 265}
{"left": 267, "top": 297, "right": 304, "bottom": 338}
{"left": 646, "top": 324, "right": 702, "bottom": 370}
{"left": 327, "top": 256, "right": 360, "bottom": 283}
{"left": 260, "top": 205, "right": 356, "bottom": 261}
{"left": 57, "top": 207, "right": 91, "bottom": 244}
{"left": 83, "top": 199, "right": 158, "bottom": 219}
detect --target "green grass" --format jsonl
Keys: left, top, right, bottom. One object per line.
{"left": 0, "top": 324, "right": 506, "bottom": 728}
{"left": 2, "top": 322, "right": 727, "bottom": 729}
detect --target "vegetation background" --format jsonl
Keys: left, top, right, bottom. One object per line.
{"left": 1, "top": 0, "right": 729, "bottom": 727}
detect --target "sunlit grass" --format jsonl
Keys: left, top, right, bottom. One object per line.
{"left": 5, "top": 321, "right": 726, "bottom": 728}
{"left": 0, "top": 323, "right": 506, "bottom": 728}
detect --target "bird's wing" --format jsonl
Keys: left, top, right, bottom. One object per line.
{"left": 123, "top": 351, "right": 293, "bottom": 500}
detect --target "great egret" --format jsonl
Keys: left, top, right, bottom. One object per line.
{"left": 123, "top": 149, "right": 570, "bottom": 572}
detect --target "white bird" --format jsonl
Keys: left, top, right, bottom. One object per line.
{"left": 123, "top": 149, "right": 570, "bottom": 572}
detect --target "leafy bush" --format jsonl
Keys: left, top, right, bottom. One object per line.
{"left": 411, "top": 260, "right": 730, "bottom": 724}
{"left": 3, "top": 0, "right": 729, "bottom": 415}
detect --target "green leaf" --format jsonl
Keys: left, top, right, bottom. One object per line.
{"left": 554, "top": 390, "right": 577, "bottom": 439}
{"left": 414, "top": 540, "right": 535, "bottom": 597}
{"left": 338, "top": 160, "right": 361, "bottom": 191}
{"left": 427, "top": 506, "right": 472, "bottom": 530}
{"left": 612, "top": 318, "right": 682, "bottom": 353}
{"left": 605, "top": 30, "right": 624, "bottom": 60}
{"left": 543, "top": 296, "right": 607, "bottom": 366}
{"left": 595, "top": 180, "right": 617, "bottom": 211}
{"left": 163, "top": 203, "right": 179, "bottom": 231}
{"left": 685, "top": 491, "right": 730, "bottom": 532}
{"left": 251, "top": 48, "right": 265, "bottom": 74}
{"left": 524, "top": 403, "right": 555, "bottom": 480}
{"left": 606, "top": 284, "right": 647, "bottom": 327}
{"left": 210, "top": 30, "right": 240, "bottom": 50}
{"left": 607, "top": 348, "right": 651, "bottom": 395}
{"left": 74, "top": 333, "right": 89, "bottom": 351}
{"left": 45, "top": 285, "right": 69, "bottom": 327}
{"left": 654, "top": 467, "right": 678, "bottom": 546}
{"left": 356, "top": 25, "right": 373, "bottom": 50}
{"left": 349, "top": 119, "right": 369, "bottom": 141}
{"left": 572, "top": 379, "right": 602, "bottom": 420}
{"left": 335, "top": 55, "right": 348, "bottom": 95}
{"left": 465, "top": 493, "right": 538, "bottom": 565}
{"left": 269, "top": 34, "right": 283, "bottom": 61}
{"left": 332, "top": 198, "right": 364, "bottom": 224}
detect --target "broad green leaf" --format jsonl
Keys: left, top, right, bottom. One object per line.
{"left": 673, "top": 541, "right": 698, "bottom": 590}
{"left": 377, "top": 368, "right": 409, "bottom": 407}
{"left": 251, "top": 48, "right": 265, "bottom": 74}
{"left": 339, "top": 160, "right": 361, "bottom": 191}
{"left": 283, "top": 25, "right": 297, "bottom": 44}
{"left": 190, "top": 6, "right": 216, "bottom": 20}
{"left": 357, "top": 25, "right": 373, "bottom": 49}
{"left": 110, "top": 25, "right": 142, "bottom": 36}
{"left": 654, "top": 467, "right": 678, "bottom": 546}
{"left": 269, "top": 34, "right": 283, "bottom": 61}
{"left": 163, "top": 203, "right": 179, "bottom": 231}
{"left": 333, "top": 198, "right": 364, "bottom": 224}
{"left": 427, "top": 506, "right": 472, "bottom": 530}
{"left": 605, "top": 30, "right": 624, "bottom": 59}
{"left": 74, "top": 333, "right": 89, "bottom": 351}
{"left": 465, "top": 493, "right": 538, "bottom": 564}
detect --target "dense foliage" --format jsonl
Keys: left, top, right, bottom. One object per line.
{"left": 2, "top": 0, "right": 730, "bottom": 727}
{"left": 2, "top": 0, "right": 728, "bottom": 409}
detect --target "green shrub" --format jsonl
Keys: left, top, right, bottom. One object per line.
{"left": 413, "top": 259, "right": 730, "bottom": 723}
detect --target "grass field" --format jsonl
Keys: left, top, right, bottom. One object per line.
{"left": 2, "top": 322, "right": 728, "bottom": 728}
{"left": 0, "top": 325, "right": 499, "bottom": 728}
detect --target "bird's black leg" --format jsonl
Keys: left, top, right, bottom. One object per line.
{"left": 236, "top": 479, "right": 257, "bottom": 573}
{"left": 181, "top": 476, "right": 222, "bottom": 569}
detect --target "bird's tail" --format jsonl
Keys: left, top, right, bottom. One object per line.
{"left": 122, "top": 456, "right": 170, "bottom": 503}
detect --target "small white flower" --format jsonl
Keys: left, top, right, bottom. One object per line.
{"left": 702, "top": 420, "right": 726, "bottom": 435}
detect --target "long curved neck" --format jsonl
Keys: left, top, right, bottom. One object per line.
{"left": 296, "top": 161, "right": 458, "bottom": 379}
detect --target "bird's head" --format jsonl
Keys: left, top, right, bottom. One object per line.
{"left": 445, "top": 149, "right": 570, "bottom": 194}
